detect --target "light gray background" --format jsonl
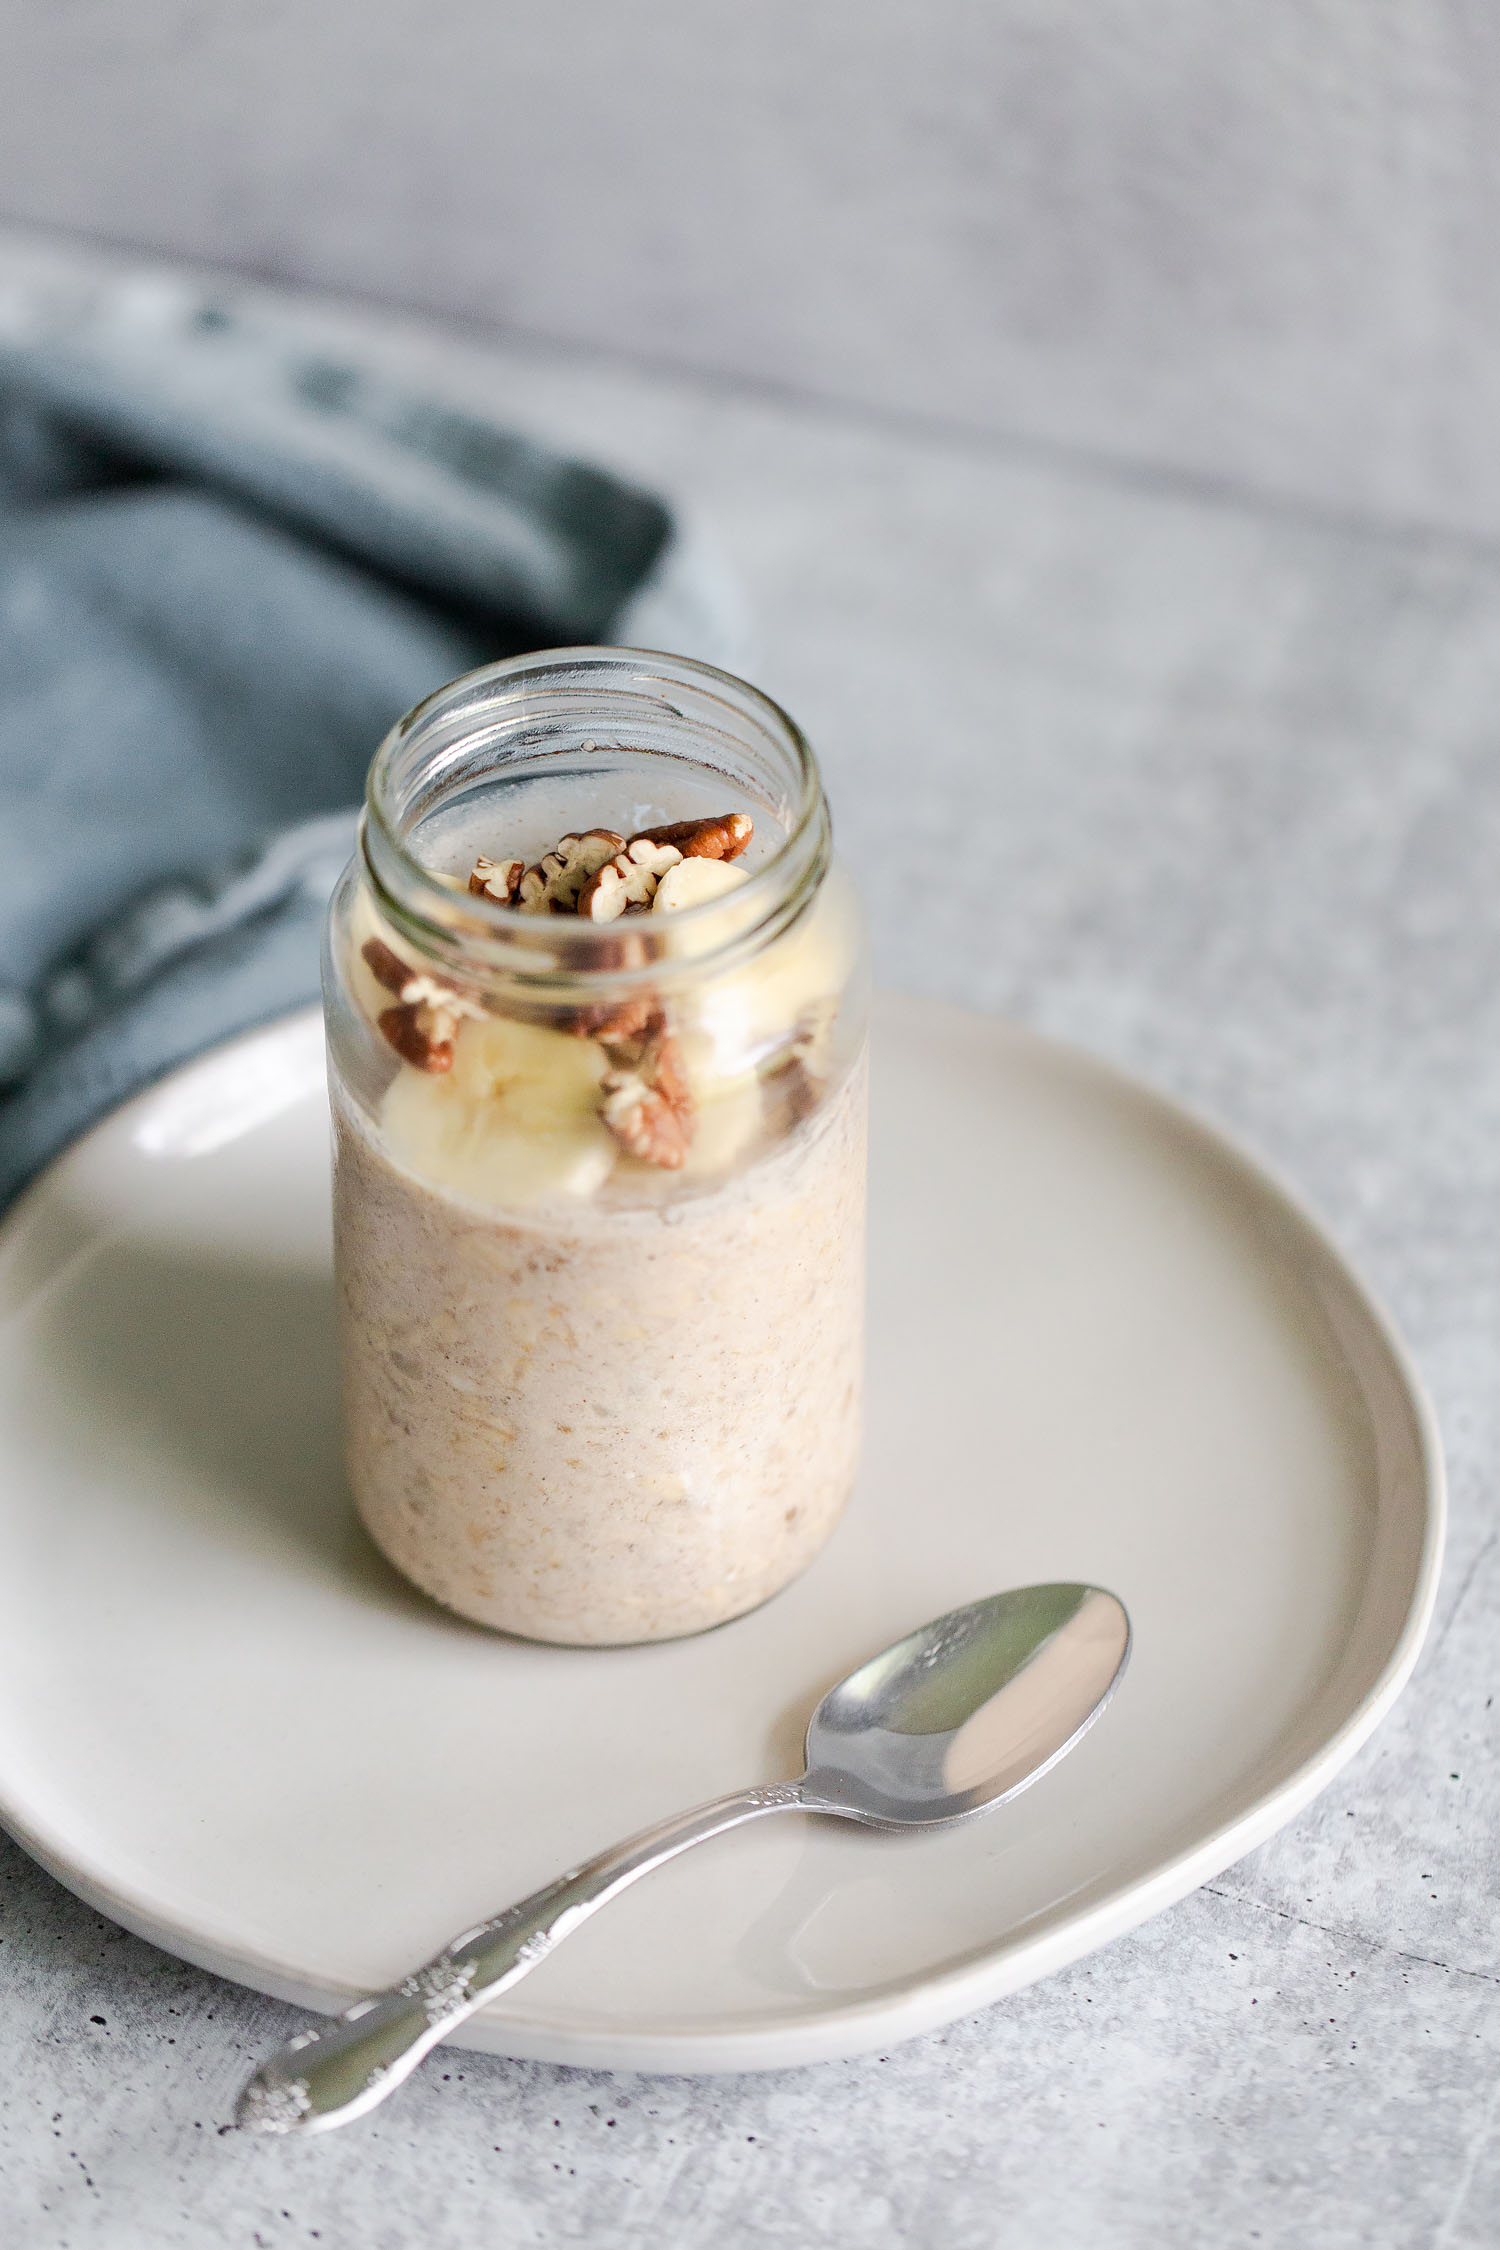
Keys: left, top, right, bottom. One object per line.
{"left": 6, "top": 1, "right": 1500, "bottom": 537}
{"left": 0, "top": 9, "right": 1497, "bottom": 2245}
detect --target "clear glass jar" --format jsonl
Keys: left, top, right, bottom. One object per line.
{"left": 324, "top": 648, "right": 868, "bottom": 1645}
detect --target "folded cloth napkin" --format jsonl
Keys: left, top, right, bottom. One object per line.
{"left": 0, "top": 255, "right": 741, "bottom": 1208}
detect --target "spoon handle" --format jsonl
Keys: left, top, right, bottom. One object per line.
{"left": 235, "top": 1780, "right": 806, "bottom": 2135}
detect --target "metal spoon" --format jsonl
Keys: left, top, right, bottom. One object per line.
{"left": 237, "top": 1581, "right": 1130, "bottom": 2135}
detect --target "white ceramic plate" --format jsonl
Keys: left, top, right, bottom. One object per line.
{"left": 0, "top": 995, "right": 1443, "bottom": 2072}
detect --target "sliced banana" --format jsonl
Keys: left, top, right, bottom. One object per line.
{"left": 651, "top": 858, "right": 751, "bottom": 913}
{"left": 381, "top": 1013, "right": 616, "bottom": 1207}
{"left": 383, "top": 1085, "right": 615, "bottom": 1206}
{"left": 683, "top": 864, "right": 860, "bottom": 1075}
{"left": 679, "top": 1074, "right": 767, "bottom": 1178}
{"left": 449, "top": 1012, "right": 607, "bottom": 1123}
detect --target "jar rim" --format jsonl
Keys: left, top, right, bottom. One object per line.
{"left": 359, "top": 646, "right": 831, "bottom": 993}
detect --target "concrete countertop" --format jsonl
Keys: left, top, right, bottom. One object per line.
{"left": 1, "top": 247, "right": 1495, "bottom": 2249}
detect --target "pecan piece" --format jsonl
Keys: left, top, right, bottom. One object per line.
{"left": 577, "top": 838, "right": 682, "bottom": 922}
{"left": 565, "top": 991, "right": 663, "bottom": 1049}
{"left": 601, "top": 1073, "right": 691, "bottom": 1167}
{"left": 763, "top": 1054, "right": 820, "bottom": 1126}
{"left": 762, "top": 999, "right": 837, "bottom": 1127}
{"left": 632, "top": 812, "right": 752, "bottom": 861}
{"left": 378, "top": 1003, "right": 455, "bottom": 1073}
{"left": 361, "top": 936, "right": 413, "bottom": 994}
{"left": 469, "top": 854, "right": 524, "bottom": 904}
{"left": 397, "top": 972, "right": 483, "bottom": 1033}
{"left": 362, "top": 940, "right": 485, "bottom": 1071}
{"left": 517, "top": 830, "right": 625, "bottom": 914}
{"left": 600, "top": 1027, "right": 694, "bottom": 1167}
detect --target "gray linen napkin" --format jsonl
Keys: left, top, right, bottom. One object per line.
{"left": 0, "top": 259, "right": 740, "bottom": 1207}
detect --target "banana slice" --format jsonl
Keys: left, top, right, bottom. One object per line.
{"left": 448, "top": 1012, "right": 606, "bottom": 1123}
{"left": 652, "top": 858, "right": 750, "bottom": 913}
{"left": 684, "top": 865, "right": 860, "bottom": 1075}
{"left": 381, "top": 1013, "right": 616, "bottom": 1207}
{"left": 679, "top": 1074, "right": 767, "bottom": 1178}
{"left": 383, "top": 1090, "right": 616, "bottom": 1206}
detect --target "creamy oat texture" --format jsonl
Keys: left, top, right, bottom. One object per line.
{"left": 334, "top": 1058, "right": 866, "bottom": 1643}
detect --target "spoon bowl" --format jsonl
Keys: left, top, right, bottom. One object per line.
{"left": 238, "top": 1580, "right": 1130, "bottom": 2136}
{"left": 804, "top": 1583, "right": 1131, "bottom": 1825}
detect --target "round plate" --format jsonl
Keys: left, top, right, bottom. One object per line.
{"left": 0, "top": 995, "right": 1443, "bottom": 2072}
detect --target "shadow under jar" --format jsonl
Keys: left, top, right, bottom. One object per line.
{"left": 324, "top": 649, "right": 869, "bottom": 1645}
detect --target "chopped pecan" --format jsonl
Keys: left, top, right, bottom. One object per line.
{"left": 763, "top": 1055, "right": 820, "bottom": 1126}
{"left": 362, "top": 940, "right": 485, "bottom": 1071}
{"left": 361, "top": 936, "right": 413, "bottom": 994}
{"left": 378, "top": 1004, "right": 454, "bottom": 1073}
{"left": 650, "top": 1031, "right": 692, "bottom": 1113}
{"left": 517, "top": 830, "right": 624, "bottom": 914}
{"left": 564, "top": 991, "right": 663, "bottom": 1050}
{"left": 396, "top": 973, "right": 482, "bottom": 1035}
{"left": 761, "top": 999, "right": 836, "bottom": 1126}
{"left": 600, "top": 1025, "right": 694, "bottom": 1167}
{"left": 469, "top": 854, "right": 524, "bottom": 904}
{"left": 601, "top": 1074, "right": 692, "bottom": 1168}
{"left": 633, "top": 812, "right": 753, "bottom": 862}
{"left": 577, "top": 838, "right": 682, "bottom": 922}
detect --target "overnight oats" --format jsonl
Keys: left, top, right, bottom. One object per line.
{"left": 324, "top": 649, "right": 868, "bottom": 1644}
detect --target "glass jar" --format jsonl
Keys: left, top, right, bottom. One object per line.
{"left": 324, "top": 648, "right": 868, "bottom": 1646}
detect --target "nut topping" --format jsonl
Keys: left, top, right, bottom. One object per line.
{"left": 600, "top": 1029, "right": 694, "bottom": 1168}
{"left": 517, "top": 831, "right": 624, "bottom": 915}
{"left": 361, "top": 936, "right": 414, "bottom": 995}
{"left": 565, "top": 991, "right": 663, "bottom": 1048}
{"left": 469, "top": 855, "right": 524, "bottom": 904}
{"left": 361, "top": 938, "right": 484, "bottom": 1071}
{"left": 577, "top": 838, "right": 683, "bottom": 922}
{"left": 458, "top": 814, "right": 751, "bottom": 923}
{"left": 762, "top": 998, "right": 836, "bottom": 1126}
{"left": 378, "top": 1004, "right": 455, "bottom": 1073}
{"left": 397, "top": 974, "right": 486, "bottom": 1040}
{"left": 363, "top": 811, "right": 757, "bottom": 1124}
{"left": 599, "top": 1004, "right": 669, "bottom": 1073}
{"left": 633, "top": 813, "right": 753, "bottom": 862}
{"left": 763, "top": 1054, "right": 819, "bottom": 1126}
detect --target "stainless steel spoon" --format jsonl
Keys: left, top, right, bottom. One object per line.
{"left": 236, "top": 1581, "right": 1130, "bottom": 2135}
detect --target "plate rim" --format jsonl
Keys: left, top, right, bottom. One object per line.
{"left": 0, "top": 996, "right": 1447, "bottom": 2073}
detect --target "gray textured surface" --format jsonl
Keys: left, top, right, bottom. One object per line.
{"left": 0, "top": 234, "right": 1497, "bottom": 2246}
{"left": 6, "top": 4, "right": 1500, "bottom": 539}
